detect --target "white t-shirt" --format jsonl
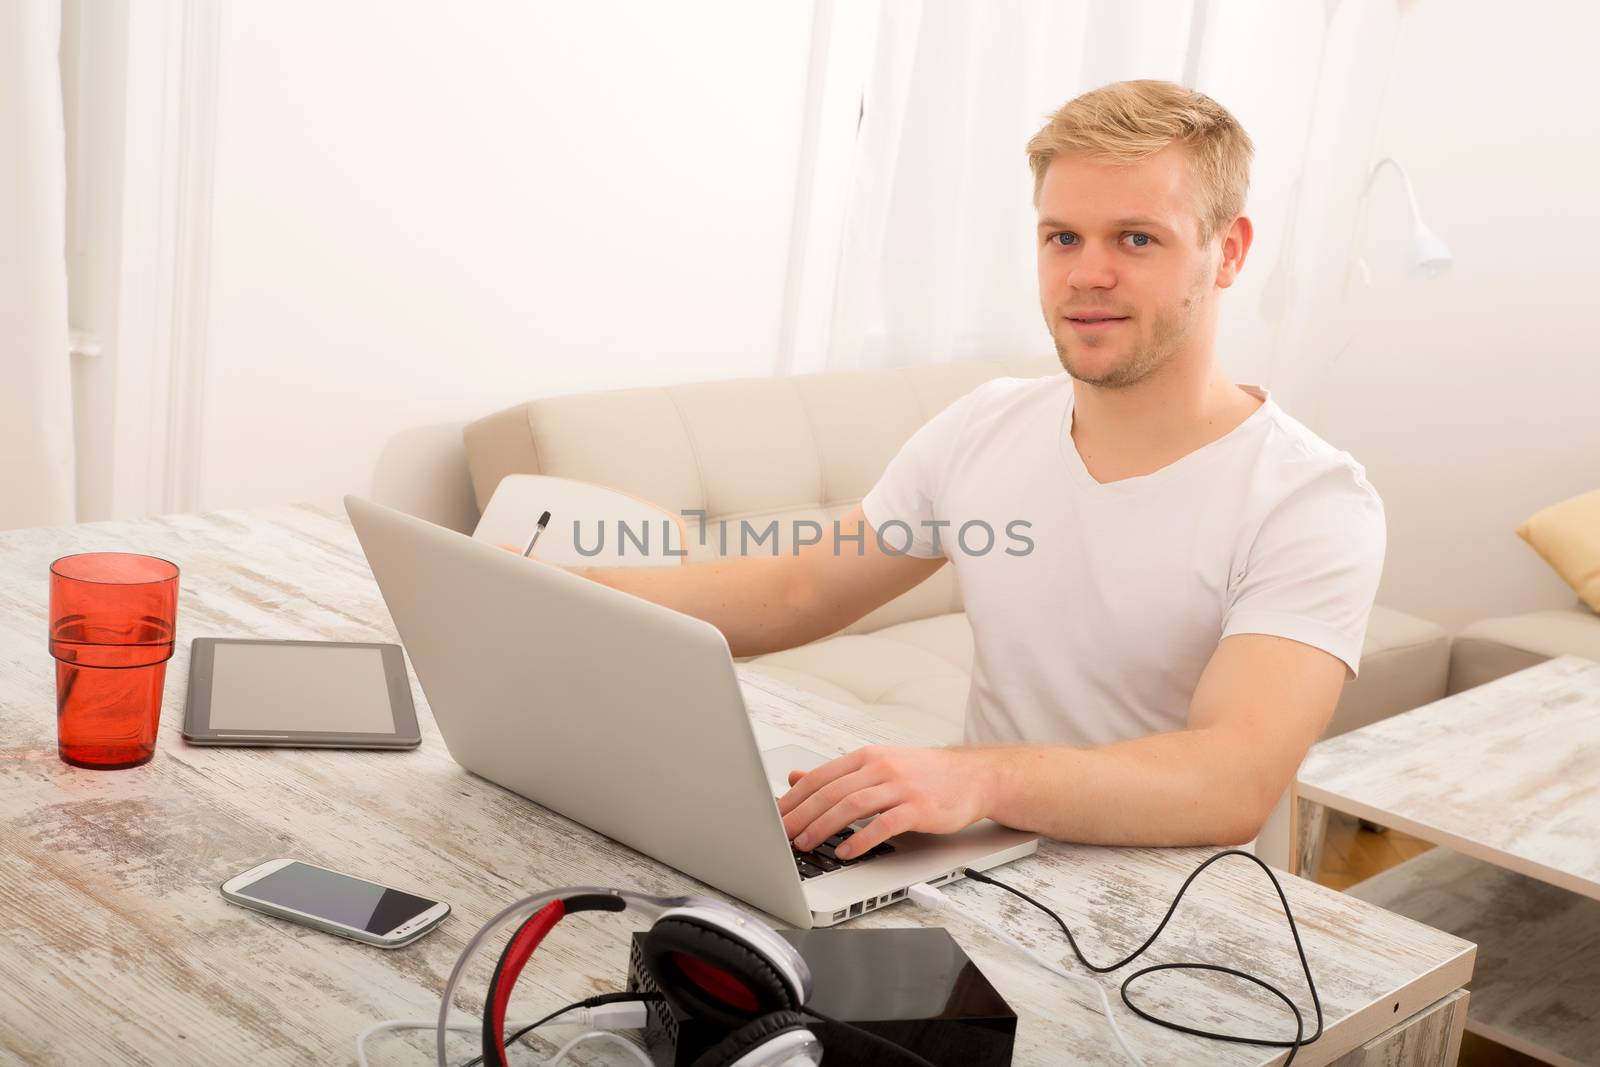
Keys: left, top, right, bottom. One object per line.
{"left": 861, "top": 373, "right": 1386, "bottom": 748}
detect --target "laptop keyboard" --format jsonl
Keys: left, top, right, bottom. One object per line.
{"left": 792, "top": 827, "right": 895, "bottom": 880}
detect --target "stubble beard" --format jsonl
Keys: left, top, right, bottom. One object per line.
{"left": 1050, "top": 272, "right": 1209, "bottom": 390}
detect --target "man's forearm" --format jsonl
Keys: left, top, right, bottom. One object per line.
{"left": 573, "top": 555, "right": 825, "bottom": 658}
{"left": 972, "top": 727, "right": 1273, "bottom": 847}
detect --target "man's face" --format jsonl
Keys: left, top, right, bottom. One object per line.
{"left": 1036, "top": 145, "right": 1220, "bottom": 389}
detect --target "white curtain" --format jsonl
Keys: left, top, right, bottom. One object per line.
{"left": 818, "top": 0, "right": 1197, "bottom": 372}
{"left": 803, "top": 0, "right": 1389, "bottom": 387}
{"left": 1, "top": 0, "right": 75, "bottom": 530}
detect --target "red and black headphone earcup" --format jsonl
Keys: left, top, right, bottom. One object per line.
{"left": 692, "top": 1011, "right": 818, "bottom": 1067}
{"left": 640, "top": 915, "right": 803, "bottom": 1029}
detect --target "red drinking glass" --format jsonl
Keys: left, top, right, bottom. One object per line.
{"left": 49, "top": 552, "right": 180, "bottom": 769}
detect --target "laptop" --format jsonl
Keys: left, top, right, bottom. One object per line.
{"left": 345, "top": 495, "right": 1037, "bottom": 928}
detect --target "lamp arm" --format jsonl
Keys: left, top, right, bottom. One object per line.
{"left": 1341, "top": 156, "right": 1425, "bottom": 299}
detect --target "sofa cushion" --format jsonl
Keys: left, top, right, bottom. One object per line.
{"left": 743, "top": 604, "right": 1446, "bottom": 747}
{"left": 1516, "top": 488, "right": 1600, "bottom": 612}
{"left": 1448, "top": 605, "right": 1600, "bottom": 693}
{"left": 742, "top": 613, "right": 974, "bottom": 743}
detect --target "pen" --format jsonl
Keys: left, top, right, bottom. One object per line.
{"left": 522, "top": 511, "right": 551, "bottom": 558}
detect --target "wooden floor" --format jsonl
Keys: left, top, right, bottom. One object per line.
{"left": 1311, "top": 814, "right": 1546, "bottom": 1067}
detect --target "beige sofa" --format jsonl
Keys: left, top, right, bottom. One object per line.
{"left": 464, "top": 359, "right": 1451, "bottom": 856}
{"left": 1449, "top": 603, "right": 1600, "bottom": 694}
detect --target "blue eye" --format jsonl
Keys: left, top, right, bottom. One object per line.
{"left": 1048, "top": 232, "right": 1153, "bottom": 248}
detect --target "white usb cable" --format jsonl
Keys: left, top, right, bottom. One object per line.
{"left": 546, "top": 1029, "right": 654, "bottom": 1066}
{"left": 906, "top": 882, "right": 1146, "bottom": 1067}
{"left": 357, "top": 1001, "right": 652, "bottom": 1066}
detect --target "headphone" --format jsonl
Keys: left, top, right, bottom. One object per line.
{"left": 436, "top": 886, "right": 933, "bottom": 1067}
{"left": 632, "top": 898, "right": 820, "bottom": 1067}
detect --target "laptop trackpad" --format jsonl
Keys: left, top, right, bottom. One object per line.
{"left": 760, "top": 743, "right": 833, "bottom": 799}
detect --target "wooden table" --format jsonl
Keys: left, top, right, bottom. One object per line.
{"left": 0, "top": 503, "right": 1474, "bottom": 1065}
{"left": 1295, "top": 655, "right": 1600, "bottom": 1066}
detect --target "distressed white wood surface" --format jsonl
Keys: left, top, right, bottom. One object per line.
{"left": 1298, "top": 655, "right": 1600, "bottom": 901}
{"left": 0, "top": 504, "right": 1472, "bottom": 1065}
{"left": 1349, "top": 848, "right": 1600, "bottom": 1067}
{"left": 1327, "top": 989, "right": 1468, "bottom": 1067}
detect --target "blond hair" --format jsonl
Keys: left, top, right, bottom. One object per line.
{"left": 1026, "top": 79, "right": 1253, "bottom": 245}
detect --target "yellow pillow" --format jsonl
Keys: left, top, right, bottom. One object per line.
{"left": 1517, "top": 489, "right": 1600, "bottom": 612}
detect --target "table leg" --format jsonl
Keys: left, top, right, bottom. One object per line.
{"left": 1326, "top": 988, "right": 1469, "bottom": 1067}
{"left": 1291, "top": 791, "right": 1328, "bottom": 879}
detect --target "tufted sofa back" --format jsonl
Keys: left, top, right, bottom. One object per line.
{"left": 464, "top": 357, "right": 1060, "bottom": 634}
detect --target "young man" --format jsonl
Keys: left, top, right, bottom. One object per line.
{"left": 554, "top": 80, "right": 1385, "bottom": 861}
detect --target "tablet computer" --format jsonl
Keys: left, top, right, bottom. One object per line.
{"left": 183, "top": 638, "right": 421, "bottom": 748}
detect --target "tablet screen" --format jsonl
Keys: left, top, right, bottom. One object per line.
{"left": 209, "top": 642, "right": 397, "bottom": 733}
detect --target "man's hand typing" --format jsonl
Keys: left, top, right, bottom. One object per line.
{"left": 777, "top": 746, "right": 995, "bottom": 859}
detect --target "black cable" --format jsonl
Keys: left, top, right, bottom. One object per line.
{"left": 800, "top": 1006, "right": 941, "bottom": 1067}
{"left": 962, "top": 848, "right": 1323, "bottom": 1065}
{"left": 459, "top": 991, "right": 662, "bottom": 1067}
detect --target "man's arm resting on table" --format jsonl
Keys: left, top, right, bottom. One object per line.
{"left": 780, "top": 632, "right": 1347, "bottom": 857}
{"left": 510, "top": 505, "right": 945, "bottom": 658}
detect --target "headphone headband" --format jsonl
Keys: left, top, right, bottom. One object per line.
{"left": 436, "top": 886, "right": 694, "bottom": 1066}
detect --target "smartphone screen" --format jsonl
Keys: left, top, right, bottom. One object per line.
{"left": 233, "top": 861, "right": 440, "bottom": 934}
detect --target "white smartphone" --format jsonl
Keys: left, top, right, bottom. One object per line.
{"left": 221, "top": 858, "right": 450, "bottom": 948}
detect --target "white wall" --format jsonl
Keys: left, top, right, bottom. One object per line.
{"left": 1287, "top": 0, "right": 1600, "bottom": 632}
{"left": 192, "top": 1, "right": 813, "bottom": 529}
